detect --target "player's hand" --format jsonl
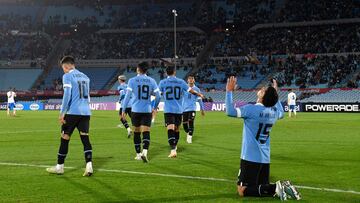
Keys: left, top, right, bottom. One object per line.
{"left": 201, "top": 110, "right": 205, "bottom": 116}
{"left": 121, "top": 112, "right": 126, "bottom": 120}
{"left": 226, "top": 76, "right": 237, "bottom": 92}
{"left": 59, "top": 115, "right": 66, "bottom": 125}
{"left": 198, "top": 93, "right": 205, "bottom": 99}
{"left": 272, "top": 79, "right": 278, "bottom": 91}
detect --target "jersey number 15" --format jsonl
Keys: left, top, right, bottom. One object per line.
{"left": 256, "top": 123, "right": 273, "bottom": 144}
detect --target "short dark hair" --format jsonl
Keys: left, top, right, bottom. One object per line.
{"left": 166, "top": 66, "right": 175, "bottom": 76}
{"left": 137, "top": 62, "right": 148, "bottom": 73}
{"left": 60, "top": 55, "right": 75, "bottom": 65}
{"left": 262, "top": 86, "right": 278, "bottom": 107}
{"left": 188, "top": 74, "right": 195, "bottom": 78}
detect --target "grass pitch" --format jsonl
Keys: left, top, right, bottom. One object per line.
{"left": 0, "top": 111, "right": 359, "bottom": 202}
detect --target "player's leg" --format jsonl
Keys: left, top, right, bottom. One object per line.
{"left": 165, "top": 114, "right": 177, "bottom": 158}
{"left": 187, "top": 111, "right": 196, "bottom": 143}
{"left": 293, "top": 106, "right": 297, "bottom": 117}
{"left": 140, "top": 113, "right": 152, "bottom": 163}
{"left": 237, "top": 159, "right": 261, "bottom": 197}
{"left": 125, "top": 108, "right": 133, "bottom": 137}
{"left": 288, "top": 107, "right": 292, "bottom": 117}
{"left": 46, "top": 115, "right": 77, "bottom": 175}
{"left": 131, "top": 113, "right": 142, "bottom": 160}
{"left": 12, "top": 104, "right": 16, "bottom": 116}
{"left": 78, "top": 116, "right": 93, "bottom": 176}
{"left": 237, "top": 159, "right": 281, "bottom": 199}
{"left": 174, "top": 114, "right": 182, "bottom": 147}
{"left": 255, "top": 164, "right": 279, "bottom": 198}
{"left": 7, "top": 104, "right": 10, "bottom": 116}
{"left": 119, "top": 108, "right": 131, "bottom": 137}
{"left": 182, "top": 112, "right": 189, "bottom": 135}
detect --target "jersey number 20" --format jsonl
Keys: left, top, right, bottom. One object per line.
{"left": 165, "top": 86, "right": 181, "bottom": 100}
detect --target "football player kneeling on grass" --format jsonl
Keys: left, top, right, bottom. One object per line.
{"left": 225, "top": 76, "right": 301, "bottom": 201}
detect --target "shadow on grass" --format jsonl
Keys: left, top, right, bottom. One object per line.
{"left": 112, "top": 193, "right": 280, "bottom": 203}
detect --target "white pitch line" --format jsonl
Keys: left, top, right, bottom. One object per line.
{"left": 0, "top": 127, "right": 118, "bottom": 134}
{"left": 0, "top": 162, "right": 359, "bottom": 195}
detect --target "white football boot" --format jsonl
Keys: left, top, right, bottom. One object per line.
{"left": 83, "top": 162, "right": 93, "bottom": 177}
{"left": 141, "top": 149, "right": 149, "bottom": 163}
{"left": 127, "top": 128, "right": 132, "bottom": 138}
{"left": 275, "top": 180, "right": 287, "bottom": 201}
{"left": 134, "top": 153, "right": 142, "bottom": 161}
{"left": 46, "top": 164, "right": 64, "bottom": 175}
{"left": 168, "top": 149, "right": 177, "bottom": 158}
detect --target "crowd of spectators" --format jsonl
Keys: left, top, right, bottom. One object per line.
{"left": 64, "top": 31, "right": 207, "bottom": 59}
{"left": 277, "top": 0, "right": 360, "bottom": 22}
{"left": 194, "top": 58, "right": 270, "bottom": 90}
{"left": 215, "top": 24, "right": 360, "bottom": 56}
{"left": 273, "top": 55, "right": 360, "bottom": 88}
{"left": 0, "top": 32, "right": 54, "bottom": 60}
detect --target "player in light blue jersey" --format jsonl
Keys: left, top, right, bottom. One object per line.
{"left": 226, "top": 76, "right": 301, "bottom": 201}
{"left": 182, "top": 75, "right": 205, "bottom": 144}
{"left": 159, "top": 66, "right": 204, "bottom": 158}
{"left": 117, "top": 75, "right": 133, "bottom": 138}
{"left": 47, "top": 56, "right": 93, "bottom": 177}
{"left": 121, "top": 62, "right": 161, "bottom": 163}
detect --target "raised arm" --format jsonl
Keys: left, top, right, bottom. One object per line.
{"left": 272, "top": 79, "right": 284, "bottom": 119}
{"left": 225, "top": 76, "right": 238, "bottom": 117}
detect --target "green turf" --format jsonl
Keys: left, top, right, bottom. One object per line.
{"left": 0, "top": 111, "right": 359, "bottom": 202}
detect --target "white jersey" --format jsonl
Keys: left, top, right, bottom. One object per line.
{"left": 287, "top": 92, "right": 296, "bottom": 105}
{"left": 7, "top": 91, "right": 16, "bottom": 103}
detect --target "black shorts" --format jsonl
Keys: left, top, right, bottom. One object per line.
{"left": 131, "top": 112, "right": 152, "bottom": 127}
{"left": 61, "top": 115, "right": 90, "bottom": 136}
{"left": 183, "top": 111, "right": 196, "bottom": 122}
{"left": 237, "top": 159, "right": 270, "bottom": 186}
{"left": 119, "top": 107, "right": 132, "bottom": 117}
{"left": 164, "top": 113, "right": 182, "bottom": 127}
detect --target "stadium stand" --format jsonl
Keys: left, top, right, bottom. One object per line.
{"left": 0, "top": 68, "right": 42, "bottom": 90}
{"left": 42, "top": 67, "right": 118, "bottom": 90}
{"left": 301, "top": 89, "right": 360, "bottom": 103}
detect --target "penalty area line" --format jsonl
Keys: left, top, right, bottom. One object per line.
{"left": 0, "top": 162, "right": 359, "bottom": 195}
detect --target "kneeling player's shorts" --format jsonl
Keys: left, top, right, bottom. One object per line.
{"left": 119, "top": 107, "right": 132, "bottom": 117}
{"left": 164, "top": 113, "right": 182, "bottom": 127}
{"left": 131, "top": 112, "right": 152, "bottom": 127}
{"left": 61, "top": 115, "right": 90, "bottom": 136}
{"left": 8, "top": 103, "right": 15, "bottom": 110}
{"left": 183, "top": 111, "right": 196, "bottom": 122}
{"left": 289, "top": 105, "right": 295, "bottom": 111}
{"left": 237, "top": 159, "right": 269, "bottom": 186}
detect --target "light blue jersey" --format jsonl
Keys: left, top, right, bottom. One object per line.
{"left": 159, "top": 76, "right": 190, "bottom": 114}
{"left": 118, "top": 83, "right": 133, "bottom": 108}
{"left": 226, "top": 92, "right": 284, "bottom": 163}
{"left": 60, "top": 69, "right": 91, "bottom": 116}
{"left": 183, "top": 85, "right": 204, "bottom": 112}
{"left": 122, "top": 74, "right": 160, "bottom": 113}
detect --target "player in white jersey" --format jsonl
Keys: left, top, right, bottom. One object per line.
{"left": 7, "top": 89, "right": 16, "bottom": 116}
{"left": 287, "top": 89, "right": 297, "bottom": 117}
